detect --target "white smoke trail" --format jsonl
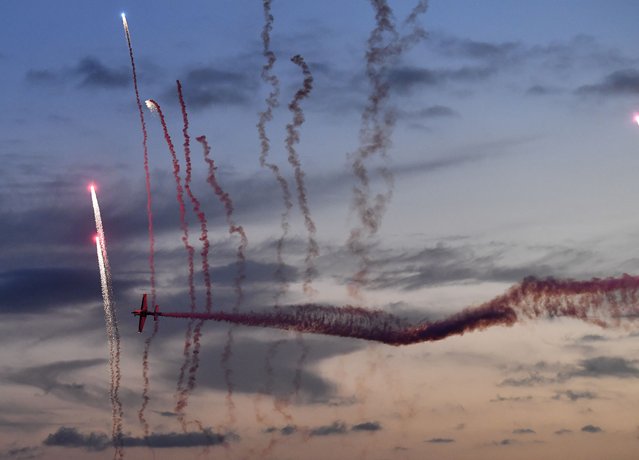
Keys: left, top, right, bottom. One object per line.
{"left": 91, "top": 186, "right": 124, "bottom": 459}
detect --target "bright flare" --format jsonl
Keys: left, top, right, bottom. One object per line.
{"left": 121, "top": 12, "right": 128, "bottom": 29}
{"left": 145, "top": 99, "right": 158, "bottom": 112}
{"left": 634, "top": 113, "right": 639, "bottom": 127}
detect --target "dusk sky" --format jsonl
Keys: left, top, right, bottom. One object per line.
{"left": 2, "top": 1, "right": 639, "bottom": 459}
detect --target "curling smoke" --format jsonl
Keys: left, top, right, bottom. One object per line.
{"left": 91, "top": 188, "right": 124, "bottom": 460}
{"left": 348, "top": 0, "right": 429, "bottom": 296}
{"left": 122, "top": 13, "right": 158, "bottom": 438}
{"left": 145, "top": 98, "right": 197, "bottom": 434}
{"left": 196, "top": 134, "right": 248, "bottom": 427}
{"left": 151, "top": 274, "right": 639, "bottom": 346}
{"left": 286, "top": 54, "right": 318, "bottom": 295}
{"left": 174, "top": 81, "right": 214, "bottom": 430}
{"left": 257, "top": 0, "right": 293, "bottom": 304}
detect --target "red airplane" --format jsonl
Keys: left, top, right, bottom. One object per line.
{"left": 131, "top": 294, "right": 160, "bottom": 333}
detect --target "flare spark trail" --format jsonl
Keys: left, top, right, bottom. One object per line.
{"left": 91, "top": 186, "right": 124, "bottom": 459}
{"left": 133, "top": 274, "right": 639, "bottom": 346}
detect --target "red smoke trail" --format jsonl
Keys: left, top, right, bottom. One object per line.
{"left": 150, "top": 274, "right": 639, "bottom": 345}
{"left": 173, "top": 81, "right": 213, "bottom": 430}
{"left": 286, "top": 55, "right": 317, "bottom": 295}
{"left": 196, "top": 135, "right": 248, "bottom": 428}
{"left": 144, "top": 98, "right": 197, "bottom": 431}
{"left": 258, "top": 0, "right": 293, "bottom": 304}
{"left": 348, "top": 1, "right": 428, "bottom": 296}
{"left": 121, "top": 14, "right": 157, "bottom": 438}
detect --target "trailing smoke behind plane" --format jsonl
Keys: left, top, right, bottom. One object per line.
{"left": 142, "top": 274, "right": 639, "bottom": 346}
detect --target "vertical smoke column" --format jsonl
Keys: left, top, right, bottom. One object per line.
{"left": 347, "top": 0, "right": 428, "bottom": 296}
{"left": 285, "top": 54, "right": 315, "bottom": 397}
{"left": 121, "top": 13, "right": 158, "bottom": 437}
{"left": 91, "top": 187, "right": 124, "bottom": 460}
{"left": 144, "top": 99, "right": 197, "bottom": 432}
{"left": 196, "top": 135, "right": 248, "bottom": 426}
{"left": 257, "top": 0, "right": 293, "bottom": 304}
{"left": 173, "top": 81, "right": 214, "bottom": 429}
{"left": 286, "top": 54, "right": 317, "bottom": 295}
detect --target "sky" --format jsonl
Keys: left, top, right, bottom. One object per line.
{"left": 1, "top": 0, "right": 639, "bottom": 458}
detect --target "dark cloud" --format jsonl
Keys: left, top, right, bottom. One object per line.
{"left": 264, "top": 424, "right": 297, "bottom": 436}
{"left": 496, "top": 438, "right": 517, "bottom": 446}
{"left": 490, "top": 394, "right": 533, "bottom": 403}
{"left": 388, "top": 65, "right": 496, "bottom": 93}
{"left": 554, "top": 429, "right": 572, "bottom": 435}
{"left": 6, "top": 359, "right": 106, "bottom": 406}
{"left": 433, "top": 36, "right": 521, "bottom": 61}
{"left": 181, "top": 336, "right": 362, "bottom": 402}
{"left": 581, "top": 424, "right": 603, "bottom": 433}
{"left": 74, "top": 57, "right": 129, "bottom": 88}
{"left": 0, "top": 446, "right": 41, "bottom": 460}
{"left": 0, "top": 268, "right": 135, "bottom": 313}
{"left": 397, "top": 105, "right": 459, "bottom": 121}
{"left": 573, "top": 356, "right": 639, "bottom": 379}
{"left": 576, "top": 69, "right": 639, "bottom": 96}
{"left": 526, "top": 84, "right": 561, "bottom": 96}
{"left": 553, "top": 390, "right": 597, "bottom": 401}
{"left": 42, "top": 426, "right": 228, "bottom": 451}
{"left": 172, "top": 66, "right": 256, "bottom": 110}
{"left": 500, "top": 357, "right": 639, "bottom": 388}
{"left": 580, "top": 334, "right": 607, "bottom": 342}
{"left": 369, "top": 241, "right": 591, "bottom": 291}
{"left": 24, "top": 70, "right": 61, "bottom": 86}
{"left": 43, "top": 427, "right": 109, "bottom": 451}
{"left": 309, "top": 421, "right": 348, "bottom": 437}
{"left": 513, "top": 428, "right": 535, "bottom": 435}
{"left": 426, "top": 438, "right": 455, "bottom": 444}
{"left": 351, "top": 421, "right": 382, "bottom": 432}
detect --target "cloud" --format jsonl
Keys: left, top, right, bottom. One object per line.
{"left": 6, "top": 359, "right": 106, "bottom": 406}
{"left": 554, "top": 429, "right": 572, "bottom": 435}
{"left": 579, "top": 334, "right": 607, "bottom": 342}
{"left": 573, "top": 356, "right": 639, "bottom": 379}
{"left": 42, "top": 426, "right": 229, "bottom": 451}
{"left": 172, "top": 66, "right": 256, "bottom": 110}
{"left": 576, "top": 69, "right": 639, "bottom": 95}
{"left": 553, "top": 390, "right": 597, "bottom": 401}
{"left": 526, "top": 84, "right": 561, "bottom": 96}
{"left": 397, "top": 105, "right": 459, "bottom": 121}
{"left": 426, "top": 438, "right": 455, "bottom": 444}
{"left": 496, "top": 438, "right": 517, "bottom": 446}
{"left": 0, "top": 268, "right": 136, "bottom": 313}
{"left": 25, "top": 57, "right": 129, "bottom": 90}
{"left": 309, "top": 421, "right": 348, "bottom": 437}
{"left": 182, "top": 336, "right": 363, "bottom": 403}
{"left": 43, "top": 427, "right": 109, "bottom": 451}
{"left": 512, "top": 428, "right": 535, "bottom": 435}
{"left": 388, "top": 65, "right": 496, "bottom": 93}
{"left": 351, "top": 421, "right": 382, "bottom": 432}
{"left": 24, "top": 70, "right": 61, "bottom": 86}
{"left": 74, "top": 57, "right": 129, "bottom": 88}
{"left": 581, "top": 425, "right": 603, "bottom": 433}
{"left": 0, "top": 446, "right": 41, "bottom": 460}
{"left": 490, "top": 394, "right": 533, "bottom": 403}
{"left": 500, "top": 357, "right": 639, "bottom": 387}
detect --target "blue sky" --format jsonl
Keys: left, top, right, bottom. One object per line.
{"left": 1, "top": 1, "right": 639, "bottom": 459}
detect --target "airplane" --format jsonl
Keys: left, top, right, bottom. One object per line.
{"left": 131, "top": 294, "right": 160, "bottom": 333}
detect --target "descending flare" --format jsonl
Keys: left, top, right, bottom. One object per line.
{"left": 634, "top": 113, "right": 639, "bottom": 127}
